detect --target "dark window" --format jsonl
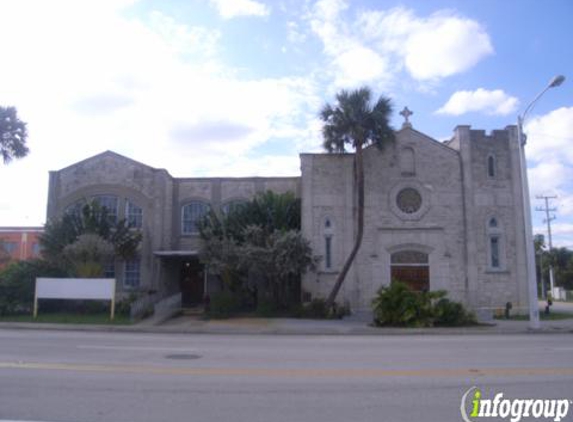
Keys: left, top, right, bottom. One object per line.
{"left": 488, "top": 156, "right": 496, "bottom": 178}
{"left": 124, "top": 258, "right": 140, "bottom": 288}
{"left": 93, "top": 195, "right": 118, "bottom": 223}
{"left": 396, "top": 188, "right": 422, "bottom": 214}
{"left": 126, "top": 201, "right": 143, "bottom": 228}
{"left": 325, "top": 236, "right": 332, "bottom": 269}
{"left": 182, "top": 202, "right": 210, "bottom": 234}
{"left": 390, "top": 250, "right": 429, "bottom": 264}
{"left": 490, "top": 237, "right": 500, "bottom": 268}
{"left": 221, "top": 200, "right": 247, "bottom": 215}
{"left": 104, "top": 260, "right": 115, "bottom": 278}
{"left": 3, "top": 242, "right": 17, "bottom": 254}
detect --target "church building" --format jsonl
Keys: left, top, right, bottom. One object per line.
{"left": 45, "top": 112, "right": 530, "bottom": 315}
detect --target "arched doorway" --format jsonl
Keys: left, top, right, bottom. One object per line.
{"left": 390, "top": 250, "right": 429, "bottom": 291}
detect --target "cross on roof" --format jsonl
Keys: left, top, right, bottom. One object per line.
{"left": 400, "top": 107, "right": 413, "bottom": 128}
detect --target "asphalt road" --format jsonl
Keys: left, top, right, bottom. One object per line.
{"left": 0, "top": 330, "right": 572, "bottom": 422}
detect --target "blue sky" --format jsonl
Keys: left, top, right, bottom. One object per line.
{"left": 0, "top": 0, "right": 571, "bottom": 246}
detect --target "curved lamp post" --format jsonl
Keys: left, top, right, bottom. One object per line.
{"left": 517, "top": 75, "right": 565, "bottom": 329}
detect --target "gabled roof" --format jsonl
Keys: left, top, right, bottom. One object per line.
{"left": 359, "top": 125, "right": 458, "bottom": 156}
{"left": 394, "top": 125, "right": 459, "bottom": 155}
{"left": 55, "top": 150, "right": 172, "bottom": 177}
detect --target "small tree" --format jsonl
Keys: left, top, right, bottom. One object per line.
{"left": 239, "top": 226, "right": 316, "bottom": 308}
{"left": 199, "top": 191, "right": 315, "bottom": 311}
{"left": 40, "top": 201, "right": 141, "bottom": 274}
{"left": 0, "top": 259, "right": 66, "bottom": 315}
{"left": 0, "top": 106, "right": 29, "bottom": 164}
{"left": 63, "top": 234, "right": 115, "bottom": 277}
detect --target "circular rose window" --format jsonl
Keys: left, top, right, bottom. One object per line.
{"left": 396, "top": 188, "right": 422, "bottom": 214}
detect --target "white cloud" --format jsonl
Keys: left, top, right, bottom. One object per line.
{"left": 528, "top": 160, "right": 569, "bottom": 196}
{"left": 0, "top": 1, "right": 319, "bottom": 226}
{"left": 525, "top": 107, "right": 573, "bottom": 164}
{"left": 332, "top": 45, "right": 390, "bottom": 87}
{"left": 526, "top": 107, "right": 573, "bottom": 246}
{"left": 436, "top": 89, "right": 519, "bottom": 116}
{"left": 308, "top": 3, "right": 493, "bottom": 88}
{"left": 209, "top": 0, "right": 270, "bottom": 19}
{"left": 401, "top": 14, "right": 493, "bottom": 80}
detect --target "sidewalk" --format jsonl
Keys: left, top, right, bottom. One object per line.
{"left": 0, "top": 311, "right": 572, "bottom": 335}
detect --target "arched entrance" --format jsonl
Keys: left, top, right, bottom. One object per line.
{"left": 390, "top": 250, "right": 429, "bottom": 291}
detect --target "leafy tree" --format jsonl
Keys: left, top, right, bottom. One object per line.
{"left": 199, "top": 191, "right": 315, "bottom": 311}
{"left": 0, "top": 259, "right": 66, "bottom": 315}
{"left": 534, "top": 234, "right": 573, "bottom": 292}
{"left": 63, "top": 234, "right": 115, "bottom": 277}
{"left": 0, "top": 106, "right": 29, "bottom": 164}
{"left": 239, "top": 226, "right": 315, "bottom": 308}
{"left": 40, "top": 201, "right": 141, "bottom": 274}
{"left": 320, "top": 86, "right": 394, "bottom": 309}
{"left": 547, "top": 247, "right": 573, "bottom": 290}
{"left": 201, "top": 191, "right": 300, "bottom": 243}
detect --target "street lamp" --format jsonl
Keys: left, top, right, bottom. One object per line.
{"left": 517, "top": 74, "right": 565, "bottom": 330}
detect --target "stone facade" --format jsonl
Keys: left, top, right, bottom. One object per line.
{"left": 46, "top": 122, "right": 529, "bottom": 314}
{"left": 46, "top": 151, "right": 300, "bottom": 303}
{"left": 301, "top": 124, "right": 529, "bottom": 314}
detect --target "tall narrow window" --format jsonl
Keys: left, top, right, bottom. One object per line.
{"left": 400, "top": 147, "right": 415, "bottom": 176}
{"left": 487, "top": 217, "right": 504, "bottom": 270}
{"left": 124, "top": 258, "right": 140, "bottom": 288}
{"left": 126, "top": 200, "right": 143, "bottom": 228}
{"left": 182, "top": 202, "right": 210, "bottom": 234}
{"left": 325, "top": 236, "right": 332, "bottom": 269}
{"left": 487, "top": 155, "right": 496, "bottom": 178}
{"left": 490, "top": 237, "right": 500, "bottom": 268}
{"left": 104, "top": 260, "right": 115, "bottom": 278}
{"left": 323, "top": 217, "right": 334, "bottom": 271}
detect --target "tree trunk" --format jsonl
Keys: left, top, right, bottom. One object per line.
{"left": 325, "top": 143, "right": 365, "bottom": 310}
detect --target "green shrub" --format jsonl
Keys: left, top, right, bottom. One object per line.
{"left": 433, "top": 298, "right": 476, "bottom": 326}
{"left": 300, "top": 298, "right": 329, "bottom": 319}
{"left": 208, "top": 291, "right": 241, "bottom": 318}
{"left": 115, "top": 295, "right": 137, "bottom": 317}
{"left": 0, "top": 259, "right": 67, "bottom": 315}
{"left": 255, "top": 299, "right": 277, "bottom": 317}
{"left": 372, "top": 281, "right": 466, "bottom": 327}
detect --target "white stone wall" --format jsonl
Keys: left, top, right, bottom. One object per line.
{"left": 48, "top": 152, "right": 301, "bottom": 297}
{"left": 301, "top": 125, "right": 528, "bottom": 314}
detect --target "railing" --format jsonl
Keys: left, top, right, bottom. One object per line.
{"left": 129, "top": 293, "right": 161, "bottom": 321}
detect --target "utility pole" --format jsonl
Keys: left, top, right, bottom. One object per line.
{"left": 536, "top": 195, "right": 557, "bottom": 297}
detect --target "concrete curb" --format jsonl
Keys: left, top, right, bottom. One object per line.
{"left": 0, "top": 318, "right": 571, "bottom": 336}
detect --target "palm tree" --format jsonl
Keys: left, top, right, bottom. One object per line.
{"left": 320, "top": 87, "right": 394, "bottom": 309}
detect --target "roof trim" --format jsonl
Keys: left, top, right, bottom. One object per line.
{"left": 54, "top": 150, "right": 172, "bottom": 177}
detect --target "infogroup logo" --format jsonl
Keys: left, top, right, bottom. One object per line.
{"left": 460, "top": 387, "right": 572, "bottom": 422}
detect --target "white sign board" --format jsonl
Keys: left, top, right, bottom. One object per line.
{"left": 36, "top": 278, "right": 116, "bottom": 300}
{"left": 34, "top": 278, "right": 116, "bottom": 319}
